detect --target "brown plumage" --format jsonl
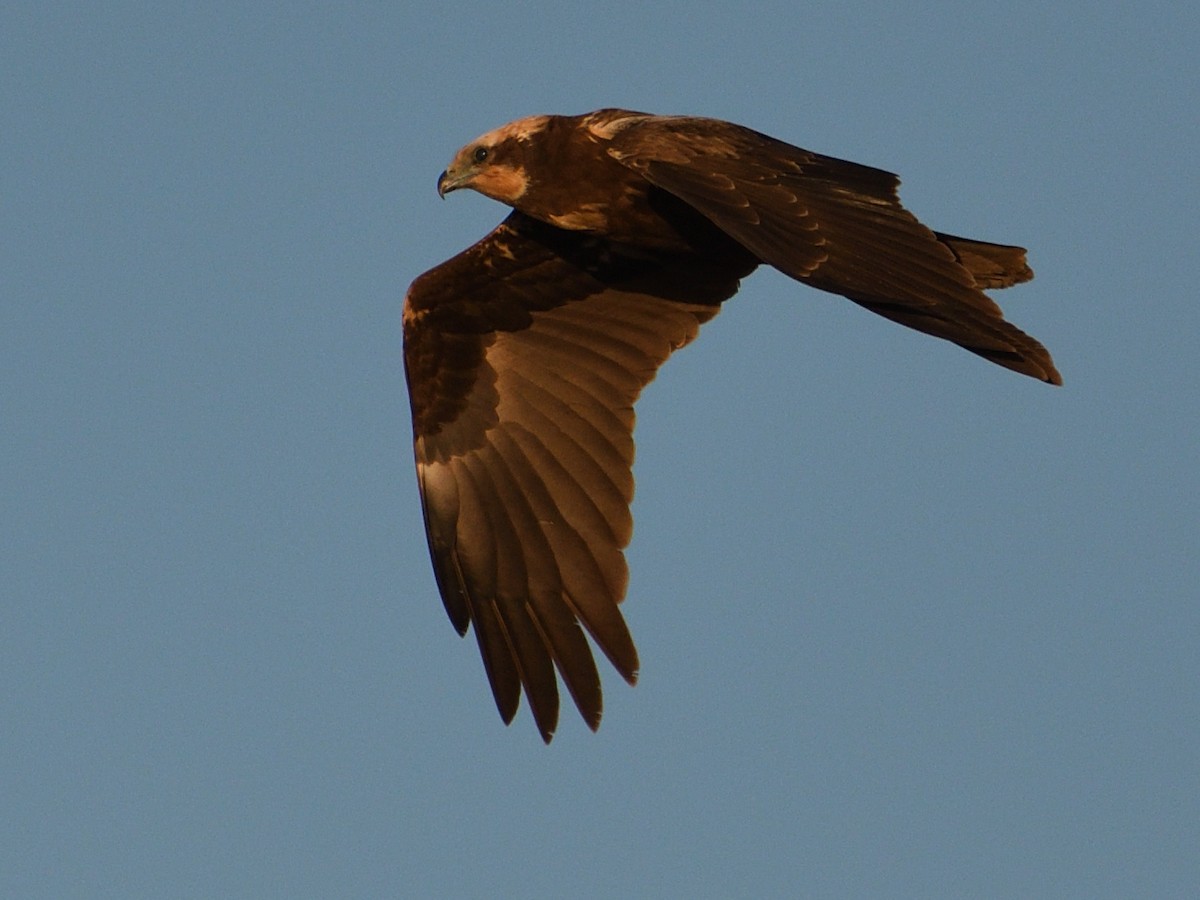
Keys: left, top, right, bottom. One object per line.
{"left": 403, "top": 108, "right": 1060, "bottom": 742}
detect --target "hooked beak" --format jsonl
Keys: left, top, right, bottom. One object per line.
{"left": 436, "top": 167, "right": 471, "bottom": 199}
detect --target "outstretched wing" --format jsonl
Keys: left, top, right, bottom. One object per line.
{"left": 606, "top": 115, "right": 1061, "bottom": 384}
{"left": 403, "top": 211, "right": 751, "bottom": 741}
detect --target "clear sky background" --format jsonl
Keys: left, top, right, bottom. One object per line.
{"left": 3, "top": 3, "right": 1197, "bottom": 897}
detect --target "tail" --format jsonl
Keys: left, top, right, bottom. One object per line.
{"left": 935, "top": 233, "right": 1034, "bottom": 289}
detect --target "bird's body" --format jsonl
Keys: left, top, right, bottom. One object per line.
{"left": 403, "top": 108, "right": 1059, "bottom": 741}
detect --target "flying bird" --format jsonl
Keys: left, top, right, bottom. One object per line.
{"left": 403, "top": 108, "right": 1060, "bottom": 742}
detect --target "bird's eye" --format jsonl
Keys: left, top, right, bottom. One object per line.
{"left": 472, "top": 146, "right": 489, "bottom": 164}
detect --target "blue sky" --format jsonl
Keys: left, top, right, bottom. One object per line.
{"left": 3, "top": 2, "right": 1197, "bottom": 897}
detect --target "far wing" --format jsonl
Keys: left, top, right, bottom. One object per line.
{"left": 607, "top": 116, "right": 1061, "bottom": 384}
{"left": 403, "top": 211, "right": 748, "bottom": 742}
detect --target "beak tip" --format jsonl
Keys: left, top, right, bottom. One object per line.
{"left": 436, "top": 170, "right": 448, "bottom": 199}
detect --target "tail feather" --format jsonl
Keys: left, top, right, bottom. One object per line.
{"left": 935, "top": 233, "right": 1034, "bottom": 289}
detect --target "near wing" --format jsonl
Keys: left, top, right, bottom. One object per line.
{"left": 608, "top": 117, "right": 1062, "bottom": 384}
{"left": 403, "top": 211, "right": 749, "bottom": 741}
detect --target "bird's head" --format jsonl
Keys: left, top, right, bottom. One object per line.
{"left": 436, "top": 115, "right": 552, "bottom": 205}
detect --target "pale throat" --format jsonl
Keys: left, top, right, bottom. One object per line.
{"left": 472, "top": 165, "right": 530, "bottom": 204}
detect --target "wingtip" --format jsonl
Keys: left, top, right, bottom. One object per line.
{"left": 1030, "top": 354, "right": 1063, "bottom": 386}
